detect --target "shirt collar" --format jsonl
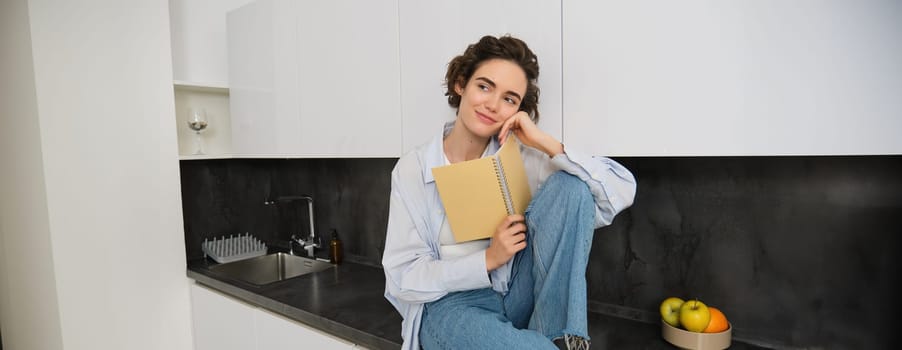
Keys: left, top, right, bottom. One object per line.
{"left": 421, "top": 121, "right": 500, "bottom": 184}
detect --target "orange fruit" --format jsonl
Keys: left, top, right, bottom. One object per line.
{"left": 703, "top": 307, "right": 729, "bottom": 333}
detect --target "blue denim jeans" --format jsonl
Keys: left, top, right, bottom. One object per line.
{"left": 420, "top": 171, "right": 596, "bottom": 349}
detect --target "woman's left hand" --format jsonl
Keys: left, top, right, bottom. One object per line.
{"left": 499, "top": 111, "right": 564, "bottom": 157}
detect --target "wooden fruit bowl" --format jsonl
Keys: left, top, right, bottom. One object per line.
{"left": 661, "top": 320, "right": 731, "bottom": 350}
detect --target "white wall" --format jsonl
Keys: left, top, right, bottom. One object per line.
{"left": 0, "top": 0, "right": 194, "bottom": 349}
{"left": 0, "top": 0, "right": 65, "bottom": 349}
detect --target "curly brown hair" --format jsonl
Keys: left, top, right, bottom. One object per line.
{"left": 444, "top": 35, "right": 540, "bottom": 123}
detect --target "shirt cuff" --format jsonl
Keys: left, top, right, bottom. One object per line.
{"left": 442, "top": 250, "right": 492, "bottom": 291}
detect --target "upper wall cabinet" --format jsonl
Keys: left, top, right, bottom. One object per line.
{"left": 563, "top": 1, "right": 902, "bottom": 156}
{"left": 170, "top": 0, "right": 256, "bottom": 86}
{"left": 295, "top": 1, "right": 401, "bottom": 157}
{"left": 170, "top": 0, "right": 254, "bottom": 159}
{"left": 227, "top": 0, "right": 300, "bottom": 155}
{"left": 398, "top": 0, "right": 563, "bottom": 154}
{"left": 228, "top": 0, "right": 401, "bottom": 157}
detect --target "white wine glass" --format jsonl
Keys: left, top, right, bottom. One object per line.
{"left": 187, "top": 108, "right": 209, "bottom": 155}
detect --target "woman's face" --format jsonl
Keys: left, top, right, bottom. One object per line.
{"left": 455, "top": 59, "right": 528, "bottom": 139}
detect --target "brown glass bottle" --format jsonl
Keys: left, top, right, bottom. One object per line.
{"left": 329, "top": 229, "right": 342, "bottom": 264}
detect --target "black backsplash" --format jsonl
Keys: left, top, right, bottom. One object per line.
{"left": 179, "top": 156, "right": 901, "bottom": 349}
{"left": 590, "top": 156, "right": 902, "bottom": 349}
{"left": 179, "top": 158, "right": 396, "bottom": 265}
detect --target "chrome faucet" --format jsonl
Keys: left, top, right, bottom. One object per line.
{"left": 290, "top": 233, "right": 320, "bottom": 258}
{"left": 264, "top": 195, "right": 320, "bottom": 258}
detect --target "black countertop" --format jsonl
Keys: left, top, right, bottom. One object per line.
{"left": 188, "top": 258, "right": 770, "bottom": 350}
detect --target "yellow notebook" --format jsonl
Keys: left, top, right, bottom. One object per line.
{"left": 432, "top": 138, "right": 532, "bottom": 242}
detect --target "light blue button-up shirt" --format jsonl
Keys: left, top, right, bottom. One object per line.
{"left": 383, "top": 122, "right": 637, "bottom": 350}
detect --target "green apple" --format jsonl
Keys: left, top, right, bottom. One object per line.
{"left": 659, "top": 297, "right": 685, "bottom": 327}
{"left": 679, "top": 299, "right": 711, "bottom": 332}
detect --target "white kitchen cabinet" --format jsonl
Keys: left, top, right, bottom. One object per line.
{"left": 191, "top": 283, "right": 363, "bottom": 350}
{"left": 169, "top": 0, "right": 257, "bottom": 86}
{"left": 190, "top": 283, "right": 257, "bottom": 350}
{"left": 255, "top": 307, "right": 355, "bottom": 350}
{"left": 398, "top": 0, "right": 563, "bottom": 154}
{"left": 174, "top": 85, "right": 233, "bottom": 158}
{"left": 227, "top": 0, "right": 302, "bottom": 156}
{"left": 562, "top": 1, "right": 902, "bottom": 156}
{"left": 170, "top": 0, "right": 256, "bottom": 158}
{"left": 294, "top": 0, "right": 402, "bottom": 157}
{"left": 227, "top": 0, "right": 401, "bottom": 157}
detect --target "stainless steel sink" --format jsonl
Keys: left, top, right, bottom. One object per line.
{"left": 210, "top": 252, "right": 334, "bottom": 285}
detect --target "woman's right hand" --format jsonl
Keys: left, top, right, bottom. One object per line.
{"left": 485, "top": 214, "right": 527, "bottom": 271}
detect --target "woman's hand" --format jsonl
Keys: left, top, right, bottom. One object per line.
{"left": 485, "top": 214, "right": 527, "bottom": 271}
{"left": 498, "top": 111, "right": 564, "bottom": 157}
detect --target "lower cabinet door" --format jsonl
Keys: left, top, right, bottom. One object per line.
{"left": 254, "top": 308, "right": 356, "bottom": 350}
{"left": 190, "top": 283, "right": 257, "bottom": 350}
{"left": 191, "top": 282, "right": 362, "bottom": 350}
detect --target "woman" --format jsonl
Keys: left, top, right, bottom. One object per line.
{"left": 383, "top": 35, "right": 636, "bottom": 350}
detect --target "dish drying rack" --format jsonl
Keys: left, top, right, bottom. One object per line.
{"left": 202, "top": 233, "right": 267, "bottom": 263}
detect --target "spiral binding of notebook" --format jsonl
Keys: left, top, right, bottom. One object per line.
{"left": 202, "top": 233, "right": 267, "bottom": 263}
{"left": 493, "top": 158, "right": 515, "bottom": 215}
